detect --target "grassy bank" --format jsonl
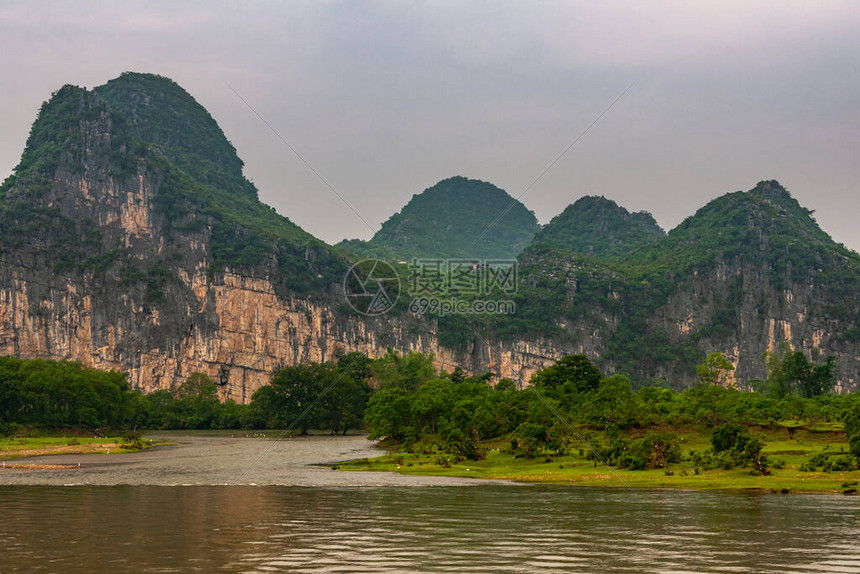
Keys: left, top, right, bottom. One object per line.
{"left": 339, "top": 424, "right": 860, "bottom": 494}
{"left": 0, "top": 434, "right": 156, "bottom": 460}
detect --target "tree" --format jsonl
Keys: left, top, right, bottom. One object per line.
{"left": 711, "top": 422, "right": 746, "bottom": 453}
{"left": 174, "top": 372, "right": 217, "bottom": 399}
{"left": 252, "top": 364, "right": 331, "bottom": 433}
{"left": 764, "top": 343, "right": 836, "bottom": 398}
{"left": 172, "top": 373, "right": 220, "bottom": 429}
{"left": 530, "top": 354, "right": 602, "bottom": 396}
{"left": 696, "top": 352, "right": 736, "bottom": 389}
{"left": 710, "top": 422, "right": 769, "bottom": 475}
{"left": 410, "top": 379, "right": 452, "bottom": 434}
{"left": 371, "top": 350, "right": 436, "bottom": 390}
{"left": 585, "top": 374, "right": 637, "bottom": 428}
{"left": 364, "top": 387, "right": 412, "bottom": 441}
{"left": 625, "top": 432, "right": 681, "bottom": 469}
{"left": 844, "top": 400, "right": 860, "bottom": 459}
{"left": 512, "top": 422, "right": 549, "bottom": 458}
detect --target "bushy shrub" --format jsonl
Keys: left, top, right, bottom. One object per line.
{"left": 513, "top": 422, "right": 549, "bottom": 458}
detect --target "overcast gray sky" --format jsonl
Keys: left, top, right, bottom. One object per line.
{"left": 1, "top": 1, "right": 858, "bottom": 251}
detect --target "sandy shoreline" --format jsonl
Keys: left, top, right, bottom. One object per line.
{"left": 0, "top": 431, "right": 513, "bottom": 487}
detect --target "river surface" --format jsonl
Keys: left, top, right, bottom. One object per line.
{"left": 2, "top": 433, "right": 859, "bottom": 573}
{"left": 0, "top": 431, "right": 500, "bottom": 486}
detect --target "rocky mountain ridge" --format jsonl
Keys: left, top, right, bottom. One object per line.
{"left": 0, "top": 73, "right": 857, "bottom": 398}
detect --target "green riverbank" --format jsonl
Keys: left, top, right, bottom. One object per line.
{"left": 0, "top": 434, "right": 157, "bottom": 460}
{"left": 339, "top": 424, "right": 860, "bottom": 494}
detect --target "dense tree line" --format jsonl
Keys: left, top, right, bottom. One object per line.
{"left": 2, "top": 346, "right": 856, "bottom": 477}
{"left": 0, "top": 351, "right": 404, "bottom": 435}
{"left": 362, "top": 349, "right": 854, "bottom": 474}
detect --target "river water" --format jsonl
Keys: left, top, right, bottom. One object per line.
{"left": 1, "top": 433, "right": 859, "bottom": 573}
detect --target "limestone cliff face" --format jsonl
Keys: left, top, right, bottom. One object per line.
{"left": 649, "top": 261, "right": 859, "bottom": 389}
{"left": 0, "top": 264, "right": 445, "bottom": 402}
{"left": 0, "top": 161, "right": 443, "bottom": 400}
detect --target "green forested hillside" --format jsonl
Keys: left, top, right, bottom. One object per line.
{"left": 531, "top": 195, "right": 664, "bottom": 257}
{"left": 338, "top": 176, "right": 540, "bottom": 260}
{"left": 1, "top": 72, "right": 857, "bottom": 391}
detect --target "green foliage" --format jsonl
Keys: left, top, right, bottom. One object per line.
{"left": 532, "top": 195, "right": 664, "bottom": 258}
{"left": 336, "top": 176, "right": 539, "bottom": 260}
{"left": 696, "top": 352, "right": 736, "bottom": 388}
{"left": 512, "top": 422, "right": 549, "bottom": 458}
{"left": 711, "top": 423, "right": 746, "bottom": 452}
{"left": 249, "top": 363, "right": 329, "bottom": 434}
{"left": 358, "top": 351, "right": 860, "bottom": 473}
{"left": 464, "top": 180, "right": 859, "bottom": 386}
{"left": 708, "top": 422, "right": 769, "bottom": 475}
{"left": 365, "top": 387, "right": 412, "bottom": 441}
{"left": 0, "top": 356, "right": 134, "bottom": 429}
{"left": 625, "top": 432, "right": 682, "bottom": 470}
{"left": 95, "top": 72, "right": 256, "bottom": 199}
{"left": 844, "top": 400, "right": 860, "bottom": 459}
{"left": 585, "top": 374, "right": 637, "bottom": 428}
{"left": 530, "top": 354, "right": 602, "bottom": 395}
{"left": 764, "top": 343, "right": 837, "bottom": 398}
{"left": 370, "top": 350, "right": 436, "bottom": 390}
{"left": 585, "top": 430, "right": 682, "bottom": 470}
{"left": 12, "top": 85, "right": 102, "bottom": 180}
{"left": 139, "top": 135, "right": 347, "bottom": 289}
{"left": 0, "top": 72, "right": 348, "bottom": 296}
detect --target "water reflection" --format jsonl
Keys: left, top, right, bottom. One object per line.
{"left": 1, "top": 486, "right": 858, "bottom": 573}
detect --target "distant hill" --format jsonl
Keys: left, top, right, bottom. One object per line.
{"left": 531, "top": 195, "right": 664, "bottom": 257}
{"left": 337, "top": 176, "right": 539, "bottom": 260}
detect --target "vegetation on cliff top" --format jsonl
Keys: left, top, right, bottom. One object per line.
{"left": 0, "top": 73, "right": 857, "bottom": 386}
{"left": 442, "top": 180, "right": 859, "bottom": 384}
{"left": 530, "top": 195, "right": 664, "bottom": 258}
{"left": 337, "top": 176, "right": 540, "bottom": 260}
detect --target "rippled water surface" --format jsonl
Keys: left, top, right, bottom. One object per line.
{"left": 2, "top": 485, "right": 859, "bottom": 573}
{"left": 1, "top": 433, "right": 859, "bottom": 573}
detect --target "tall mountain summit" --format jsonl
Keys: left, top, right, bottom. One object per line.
{"left": 337, "top": 176, "right": 539, "bottom": 260}
{"left": 1, "top": 72, "right": 343, "bottom": 290}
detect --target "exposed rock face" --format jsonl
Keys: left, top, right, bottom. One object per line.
{"left": 0, "top": 74, "right": 857, "bottom": 398}
{"left": 648, "top": 261, "right": 859, "bottom": 390}
{"left": 0, "top": 265, "right": 447, "bottom": 402}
